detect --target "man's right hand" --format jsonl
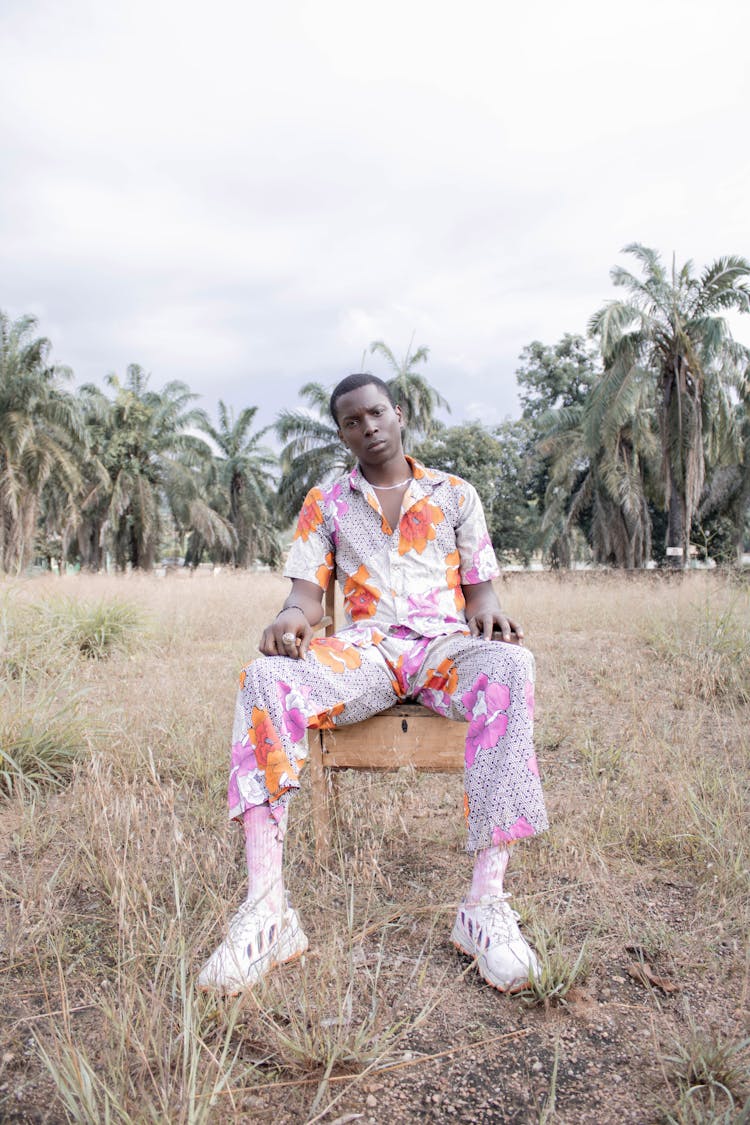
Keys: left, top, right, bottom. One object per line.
{"left": 259, "top": 608, "right": 313, "bottom": 660}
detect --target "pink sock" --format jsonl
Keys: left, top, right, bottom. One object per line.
{"left": 466, "top": 845, "right": 510, "bottom": 904}
{"left": 242, "top": 804, "right": 285, "bottom": 915}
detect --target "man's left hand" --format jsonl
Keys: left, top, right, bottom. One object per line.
{"left": 467, "top": 610, "right": 524, "bottom": 644}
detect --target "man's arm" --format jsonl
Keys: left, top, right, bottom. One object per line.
{"left": 259, "top": 578, "right": 325, "bottom": 660}
{"left": 462, "top": 580, "right": 524, "bottom": 644}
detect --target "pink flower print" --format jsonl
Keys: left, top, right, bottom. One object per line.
{"left": 400, "top": 636, "right": 431, "bottom": 679}
{"left": 323, "top": 481, "right": 349, "bottom": 546}
{"left": 277, "top": 681, "right": 309, "bottom": 743}
{"left": 406, "top": 589, "right": 441, "bottom": 621}
{"left": 526, "top": 754, "right": 539, "bottom": 777}
{"left": 492, "top": 817, "right": 535, "bottom": 844}
{"left": 419, "top": 688, "right": 453, "bottom": 716}
{"left": 228, "top": 741, "right": 265, "bottom": 811}
{"left": 525, "top": 680, "right": 535, "bottom": 721}
{"left": 461, "top": 673, "right": 510, "bottom": 767}
{"left": 322, "top": 480, "right": 350, "bottom": 521}
{"left": 463, "top": 533, "right": 497, "bottom": 584}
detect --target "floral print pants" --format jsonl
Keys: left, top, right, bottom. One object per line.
{"left": 227, "top": 629, "right": 548, "bottom": 853}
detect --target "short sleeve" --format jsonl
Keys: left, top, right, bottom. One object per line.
{"left": 283, "top": 487, "right": 334, "bottom": 589}
{"left": 454, "top": 481, "right": 500, "bottom": 584}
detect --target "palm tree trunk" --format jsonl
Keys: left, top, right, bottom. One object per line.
{"left": 666, "top": 478, "right": 686, "bottom": 569}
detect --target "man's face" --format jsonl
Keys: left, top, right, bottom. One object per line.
{"left": 335, "top": 384, "right": 404, "bottom": 467}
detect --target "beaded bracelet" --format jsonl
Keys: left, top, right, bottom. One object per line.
{"left": 276, "top": 605, "right": 307, "bottom": 618}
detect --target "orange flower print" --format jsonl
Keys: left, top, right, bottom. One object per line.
{"left": 343, "top": 564, "right": 380, "bottom": 620}
{"left": 445, "top": 549, "right": 460, "bottom": 590}
{"left": 294, "top": 488, "right": 324, "bottom": 541}
{"left": 419, "top": 657, "right": 458, "bottom": 715}
{"left": 398, "top": 499, "right": 444, "bottom": 555}
{"left": 316, "top": 550, "right": 334, "bottom": 590}
{"left": 308, "top": 701, "right": 345, "bottom": 731}
{"left": 239, "top": 666, "right": 248, "bottom": 690}
{"left": 423, "top": 657, "right": 458, "bottom": 697}
{"left": 248, "top": 706, "right": 299, "bottom": 800}
{"left": 446, "top": 550, "right": 466, "bottom": 613}
{"left": 309, "top": 637, "right": 362, "bottom": 674}
{"left": 463, "top": 792, "right": 470, "bottom": 823}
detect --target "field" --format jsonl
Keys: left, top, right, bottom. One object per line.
{"left": 1, "top": 570, "right": 749, "bottom": 1124}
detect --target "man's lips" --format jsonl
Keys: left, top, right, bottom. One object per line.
{"left": 367, "top": 439, "right": 386, "bottom": 451}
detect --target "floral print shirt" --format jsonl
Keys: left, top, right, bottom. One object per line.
{"left": 284, "top": 457, "right": 499, "bottom": 640}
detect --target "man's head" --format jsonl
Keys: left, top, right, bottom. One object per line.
{"left": 329, "top": 374, "right": 395, "bottom": 426}
{"left": 331, "top": 376, "right": 405, "bottom": 471}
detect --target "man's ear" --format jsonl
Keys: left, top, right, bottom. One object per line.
{"left": 395, "top": 404, "right": 403, "bottom": 425}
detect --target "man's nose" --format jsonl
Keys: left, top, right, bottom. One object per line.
{"left": 364, "top": 415, "right": 378, "bottom": 435}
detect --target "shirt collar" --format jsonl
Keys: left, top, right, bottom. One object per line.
{"left": 347, "top": 455, "right": 446, "bottom": 494}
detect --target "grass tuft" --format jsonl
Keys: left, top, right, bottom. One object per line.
{"left": 662, "top": 1017, "right": 750, "bottom": 1124}
{"left": 521, "top": 922, "right": 590, "bottom": 1006}
{"left": 0, "top": 676, "right": 90, "bottom": 797}
{"left": 32, "top": 596, "right": 144, "bottom": 659}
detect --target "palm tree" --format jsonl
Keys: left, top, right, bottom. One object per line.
{"left": 370, "top": 338, "right": 449, "bottom": 443}
{"left": 198, "top": 402, "right": 280, "bottom": 566}
{"left": 275, "top": 382, "right": 352, "bottom": 524}
{"left": 0, "top": 312, "right": 85, "bottom": 573}
{"left": 696, "top": 359, "right": 750, "bottom": 563}
{"left": 589, "top": 245, "right": 750, "bottom": 566}
{"left": 538, "top": 367, "right": 660, "bottom": 568}
{"left": 77, "top": 365, "right": 212, "bottom": 570}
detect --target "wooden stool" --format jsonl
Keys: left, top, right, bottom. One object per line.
{"left": 308, "top": 584, "right": 465, "bottom": 858}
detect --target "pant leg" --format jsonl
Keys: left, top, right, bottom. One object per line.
{"left": 414, "top": 635, "right": 548, "bottom": 853}
{"left": 228, "top": 635, "right": 398, "bottom": 827}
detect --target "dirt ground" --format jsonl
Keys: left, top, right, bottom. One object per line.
{"left": 1, "top": 571, "right": 748, "bottom": 1123}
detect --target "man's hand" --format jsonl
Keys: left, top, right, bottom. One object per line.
{"left": 466, "top": 609, "right": 524, "bottom": 644}
{"left": 258, "top": 578, "right": 324, "bottom": 660}
{"left": 259, "top": 608, "right": 313, "bottom": 659}
{"left": 463, "top": 580, "right": 524, "bottom": 644}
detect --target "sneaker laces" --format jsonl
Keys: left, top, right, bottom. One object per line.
{"left": 464, "top": 894, "right": 523, "bottom": 944}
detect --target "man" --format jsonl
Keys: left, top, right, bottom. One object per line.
{"left": 198, "top": 374, "right": 548, "bottom": 994}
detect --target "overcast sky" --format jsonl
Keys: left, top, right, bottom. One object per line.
{"left": 1, "top": 0, "right": 748, "bottom": 434}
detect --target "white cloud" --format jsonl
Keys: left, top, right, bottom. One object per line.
{"left": 1, "top": 0, "right": 749, "bottom": 434}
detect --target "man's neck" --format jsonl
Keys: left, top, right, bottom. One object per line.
{"left": 359, "top": 455, "right": 412, "bottom": 489}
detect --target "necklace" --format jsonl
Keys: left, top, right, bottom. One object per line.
{"left": 371, "top": 477, "right": 412, "bottom": 490}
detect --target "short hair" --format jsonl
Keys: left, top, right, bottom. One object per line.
{"left": 329, "top": 374, "right": 396, "bottom": 425}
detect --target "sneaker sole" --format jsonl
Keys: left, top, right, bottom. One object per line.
{"left": 451, "top": 932, "right": 532, "bottom": 994}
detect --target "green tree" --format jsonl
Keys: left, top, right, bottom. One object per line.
{"left": 77, "top": 366, "right": 211, "bottom": 570}
{"left": 515, "top": 335, "right": 600, "bottom": 565}
{"left": 0, "top": 312, "right": 85, "bottom": 573}
{"left": 695, "top": 360, "right": 750, "bottom": 563}
{"left": 197, "top": 402, "right": 280, "bottom": 567}
{"left": 589, "top": 245, "right": 750, "bottom": 566}
{"left": 517, "top": 334, "right": 598, "bottom": 421}
{"left": 537, "top": 371, "right": 660, "bottom": 568}
{"left": 414, "top": 420, "right": 539, "bottom": 564}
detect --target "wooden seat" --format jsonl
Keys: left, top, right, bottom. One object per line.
{"left": 308, "top": 584, "right": 465, "bottom": 858}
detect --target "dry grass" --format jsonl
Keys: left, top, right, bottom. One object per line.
{"left": 1, "top": 569, "right": 748, "bottom": 1123}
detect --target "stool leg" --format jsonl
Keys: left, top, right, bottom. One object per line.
{"left": 309, "top": 731, "right": 330, "bottom": 861}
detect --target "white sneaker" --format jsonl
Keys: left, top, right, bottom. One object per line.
{"left": 197, "top": 897, "right": 308, "bottom": 994}
{"left": 451, "top": 894, "right": 539, "bottom": 992}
